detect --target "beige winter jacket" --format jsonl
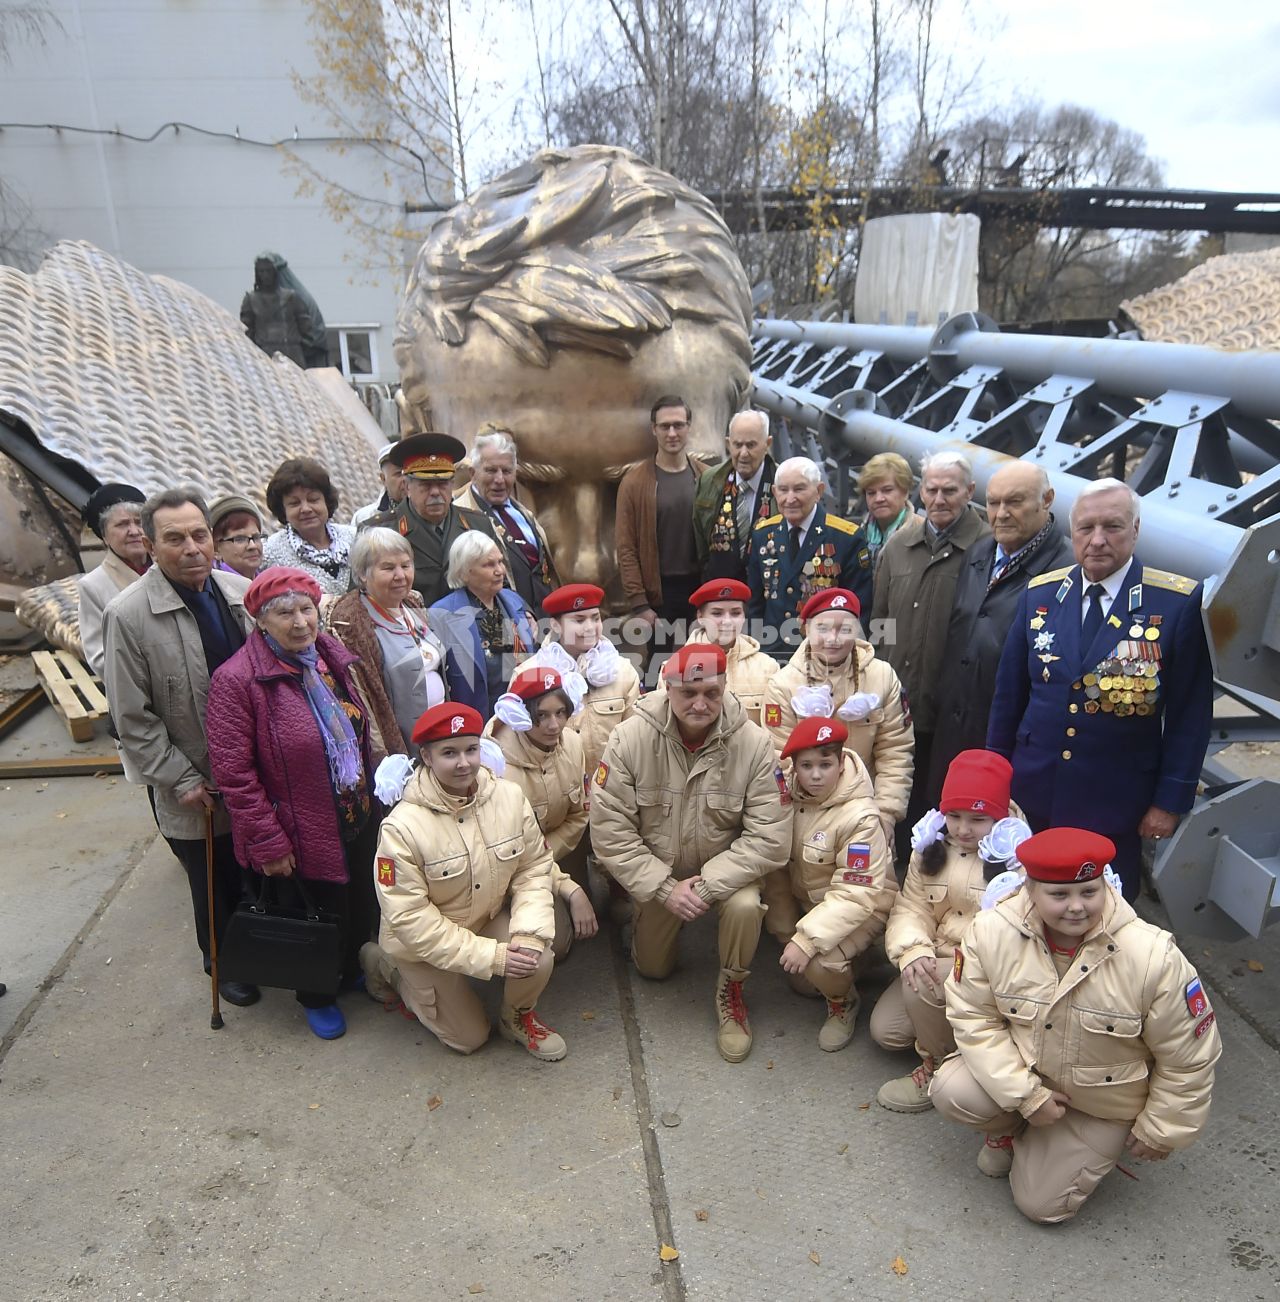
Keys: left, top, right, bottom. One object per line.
{"left": 763, "top": 640, "right": 914, "bottom": 823}
{"left": 487, "top": 719, "right": 588, "bottom": 902}
{"left": 946, "top": 888, "right": 1222, "bottom": 1149}
{"left": 590, "top": 692, "right": 792, "bottom": 904}
{"left": 555, "top": 640, "right": 642, "bottom": 780}
{"left": 779, "top": 752, "right": 897, "bottom": 958}
{"left": 374, "top": 766, "right": 556, "bottom": 978}
{"left": 653, "top": 628, "right": 779, "bottom": 727}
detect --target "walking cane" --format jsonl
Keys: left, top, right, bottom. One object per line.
{"left": 206, "top": 802, "right": 224, "bottom": 1030}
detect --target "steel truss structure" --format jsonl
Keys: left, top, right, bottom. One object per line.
{"left": 752, "top": 313, "right": 1280, "bottom": 937}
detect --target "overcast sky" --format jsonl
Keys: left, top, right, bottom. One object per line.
{"left": 972, "top": 0, "right": 1278, "bottom": 191}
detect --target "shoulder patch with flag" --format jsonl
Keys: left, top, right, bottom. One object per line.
{"left": 594, "top": 760, "right": 609, "bottom": 788}
{"left": 953, "top": 947, "right": 964, "bottom": 982}
{"left": 764, "top": 702, "right": 782, "bottom": 728}
{"left": 773, "top": 764, "right": 792, "bottom": 806}
{"left": 1185, "top": 977, "right": 1208, "bottom": 1018}
{"left": 376, "top": 856, "right": 396, "bottom": 887}
{"left": 841, "top": 841, "right": 873, "bottom": 885}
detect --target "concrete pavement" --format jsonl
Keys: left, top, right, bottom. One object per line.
{"left": 2, "top": 719, "right": 1278, "bottom": 1300}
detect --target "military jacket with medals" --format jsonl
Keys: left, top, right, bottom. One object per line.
{"left": 986, "top": 554, "right": 1213, "bottom": 834}
{"left": 693, "top": 457, "right": 778, "bottom": 582}
{"left": 362, "top": 499, "right": 498, "bottom": 608}
{"left": 746, "top": 507, "right": 873, "bottom": 650}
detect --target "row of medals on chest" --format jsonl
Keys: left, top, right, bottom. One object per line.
{"left": 1084, "top": 628, "right": 1162, "bottom": 716}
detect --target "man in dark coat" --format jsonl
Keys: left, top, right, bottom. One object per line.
{"left": 928, "top": 462, "right": 1072, "bottom": 803}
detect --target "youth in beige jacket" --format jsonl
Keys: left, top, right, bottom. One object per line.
{"left": 487, "top": 718, "right": 588, "bottom": 903}
{"left": 590, "top": 692, "right": 792, "bottom": 904}
{"left": 884, "top": 837, "right": 996, "bottom": 970}
{"left": 764, "top": 639, "right": 913, "bottom": 823}
{"left": 375, "top": 765, "right": 556, "bottom": 979}
{"left": 653, "top": 627, "right": 779, "bottom": 727}
{"left": 947, "top": 886, "right": 1222, "bottom": 1150}
{"left": 768, "top": 751, "right": 897, "bottom": 958}
{"left": 564, "top": 648, "right": 642, "bottom": 780}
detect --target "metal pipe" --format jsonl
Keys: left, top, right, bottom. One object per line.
{"left": 752, "top": 318, "right": 934, "bottom": 363}
{"left": 752, "top": 376, "right": 1242, "bottom": 581}
{"left": 931, "top": 312, "right": 1280, "bottom": 422}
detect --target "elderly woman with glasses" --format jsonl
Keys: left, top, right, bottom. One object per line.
{"left": 328, "top": 527, "right": 448, "bottom": 759}
{"left": 429, "top": 532, "right": 538, "bottom": 717}
{"left": 260, "top": 457, "right": 356, "bottom": 595}
{"left": 207, "top": 567, "right": 378, "bottom": 1041}
{"left": 210, "top": 494, "right": 268, "bottom": 581}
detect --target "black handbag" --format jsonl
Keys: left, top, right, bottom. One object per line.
{"left": 218, "top": 876, "right": 342, "bottom": 995}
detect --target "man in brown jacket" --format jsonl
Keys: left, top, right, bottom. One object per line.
{"left": 871, "top": 450, "right": 990, "bottom": 854}
{"left": 590, "top": 643, "right": 793, "bottom": 1062}
{"left": 614, "top": 395, "right": 712, "bottom": 670}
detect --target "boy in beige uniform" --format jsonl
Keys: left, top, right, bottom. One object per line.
{"left": 653, "top": 578, "right": 778, "bottom": 726}
{"left": 766, "top": 717, "right": 896, "bottom": 1051}
{"left": 367, "top": 704, "right": 566, "bottom": 1061}
{"left": 763, "top": 588, "right": 913, "bottom": 841}
{"left": 590, "top": 643, "right": 792, "bottom": 1062}
{"left": 933, "top": 826, "right": 1221, "bottom": 1223}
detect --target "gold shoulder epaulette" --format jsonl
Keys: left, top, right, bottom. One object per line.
{"left": 1028, "top": 566, "right": 1073, "bottom": 589}
{"left": 1142, "top": 566, "right": 1197, "bottom": 595}
{"left": 824, "top": 515, "right": 859, "bottom": 536}
{"left": 755, "top": 514, "right": 782, "bottom": 530}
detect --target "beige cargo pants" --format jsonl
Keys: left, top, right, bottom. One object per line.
{"left": 930, "top": 1054, "right": 1133, "bottom": 1223}
{"left": 632, "top": 883, "right": 766, "bottom": 981}
{"left": 394, "top": 909, "right": 553, "bottom": 1054}
{"left": 868, "top": 970, "right": 956, "bottom": 1060}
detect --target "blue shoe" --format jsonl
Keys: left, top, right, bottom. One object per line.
{"left": 304, "top": 1004, "right": 346, "bottom": 1040}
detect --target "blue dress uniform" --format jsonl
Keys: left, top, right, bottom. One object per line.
{"left": 985, "top": 555, "right": 1213, "bottom": 899}
{"left": 746, "top": 508, "right": 873, "bottom": 658}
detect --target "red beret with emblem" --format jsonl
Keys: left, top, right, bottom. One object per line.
{"left": 800, "top": 588, "right": 861, "bottom": 621}
{"left": 689, "top": 578, "right": 751, "bottom": 608}
{"left": 411, "top": 702, "right": 484, "bottom": 745}
{"left": 781, "top": 716, "right": 849, "bottom": 760}
{"left": 244, "top": 566, "right": 322, "bottom": 617}
{"left": 543, "top": 583, "right": 605, "bottom": 615}
{"left": 1017, "top": 827, "right": 1116, "bottom": 883}
{"left": 661, "top": 642, "right": 728, "bottom": 682}
{"left": 939, "top": 749, "right": 1012, "bottom": 820}
{"left": 508, "top": 666, "right": 566, "bottom": 703}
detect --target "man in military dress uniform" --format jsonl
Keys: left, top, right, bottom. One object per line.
{"left": 986, "top": 479, "right": 1213, "bottom": 900}
{"left": 372, "top": 433, "right": 497, "bottom": 607}
{"left": 693, "top": 410, "right": 778, "bottom": 584}
{"left": 746, "top": 456, "right": 872, "bottom": 660}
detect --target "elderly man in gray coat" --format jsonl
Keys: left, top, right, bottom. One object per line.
{"left": 103, "top": 488, "right": 259, "bottom": 1006}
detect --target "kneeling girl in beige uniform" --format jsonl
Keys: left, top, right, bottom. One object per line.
{"left": 767, "top": 717, "right": 896, "bottom": 1052}
{"left": 870, "top": 750, "right": 1025, "bottom": 1111}
{"left": 488, "top": 666, "right": 599, "bottom": 959}
{"left": 365, "top": 703, "right": 567, "bottom": 1061}
{"left": 762, "top": 588, "right": 913, "bottom": 842}
{"left": 932, "top": 827, "right": 1221, "bottom": 1224}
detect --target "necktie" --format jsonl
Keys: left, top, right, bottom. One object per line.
{"left": 496, "top": 503, "right": 539, "bottom": 569}
{"left": 734, "top": 479, "right": 753, "bottom": 546}
{"left": 788, "top": 525, "right": 801, "bottom": 561}
{"left": 1081, "top": 583, "right": 1105, "bottom": 652}
{"left": 990, "top": 551, "right": 1009, "bottom": 587}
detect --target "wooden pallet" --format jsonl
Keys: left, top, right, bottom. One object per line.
{"left": 31, "top": 649, "right": 109, "bottom": 743}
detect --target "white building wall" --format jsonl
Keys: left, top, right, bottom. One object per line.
{"left": 0, "top": 0, "right": 450, "bottom": 382}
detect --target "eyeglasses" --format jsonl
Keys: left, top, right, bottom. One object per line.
{"left": 224, "top": 533, "right": 265, "bottom": 546}
{"left": 655, "top": 421, "right": 689, "bottom": 432}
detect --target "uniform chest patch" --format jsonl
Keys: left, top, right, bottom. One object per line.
{"left": 764, "top": 703, "right": 782, "bottom": 727}
{"left": 376, "top": 856, "right": 396, "bottom": 887}
{"left": 1185, "top": 978, "right": 1208, "bottom": 1018}
{"left": 594, "top": 761, "right": 609, "bottom": 788}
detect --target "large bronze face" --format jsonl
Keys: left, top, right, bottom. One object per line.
{"left": 394, "top": 145, "right": 753, "bottom": 600}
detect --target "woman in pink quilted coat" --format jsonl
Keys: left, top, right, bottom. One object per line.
{"left": 208, "top": 567, "right": 377, "bottom": 1040}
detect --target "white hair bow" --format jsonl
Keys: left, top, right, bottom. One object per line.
{"left": 374, "top": 753, "right": 415, "bottom": 805}
{"left": 837, "top": 691, "right": 881, "bottom": 722}
{"left": 493, "top": 692, "right": 533, "bottom": 732}
{"left": 530, "top": 640, "right": 576, "bottom": 677}
{"left": 980, "top": 869, "right": 1026, "bottom": 910}
{"left": 478, "top": 736, "right": 507, "bottom": 778}
{"left": 791, "top": 684, "right": 834, "bottom": 719}
{"left": 979, "top": 817, "right": 1033, "bottom": 864}
{"left": 1103, "top": 863, "right": 1122, "bottom": 893}
{"left": 581, "top": 639, "right": 621, "bottom": 687}
{"left": 910, "top": 808, "right": 947, "bottom": 851}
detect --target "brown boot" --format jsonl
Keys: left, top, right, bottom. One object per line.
{"left": 818, "top": 993, "right": 860, "bottom": 1052}
{"left": 715, "top": 970, "right": 752, "bottom": 1063}
{"left": 358, "top": 942, "right": 400, "bottom": 1005}
{"left": 498, "top": 1006, "right": 567, "bottom": 1062}
{"left": 876, "top": 1055, "right": 937, "bottom": 1112}
{"left": 977, "top": 1133, "right": 1014, "bottom": 1178}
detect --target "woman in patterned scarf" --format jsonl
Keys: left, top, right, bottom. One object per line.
{"left": 260, "top": 457, "right": 356, "bottom": 596}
